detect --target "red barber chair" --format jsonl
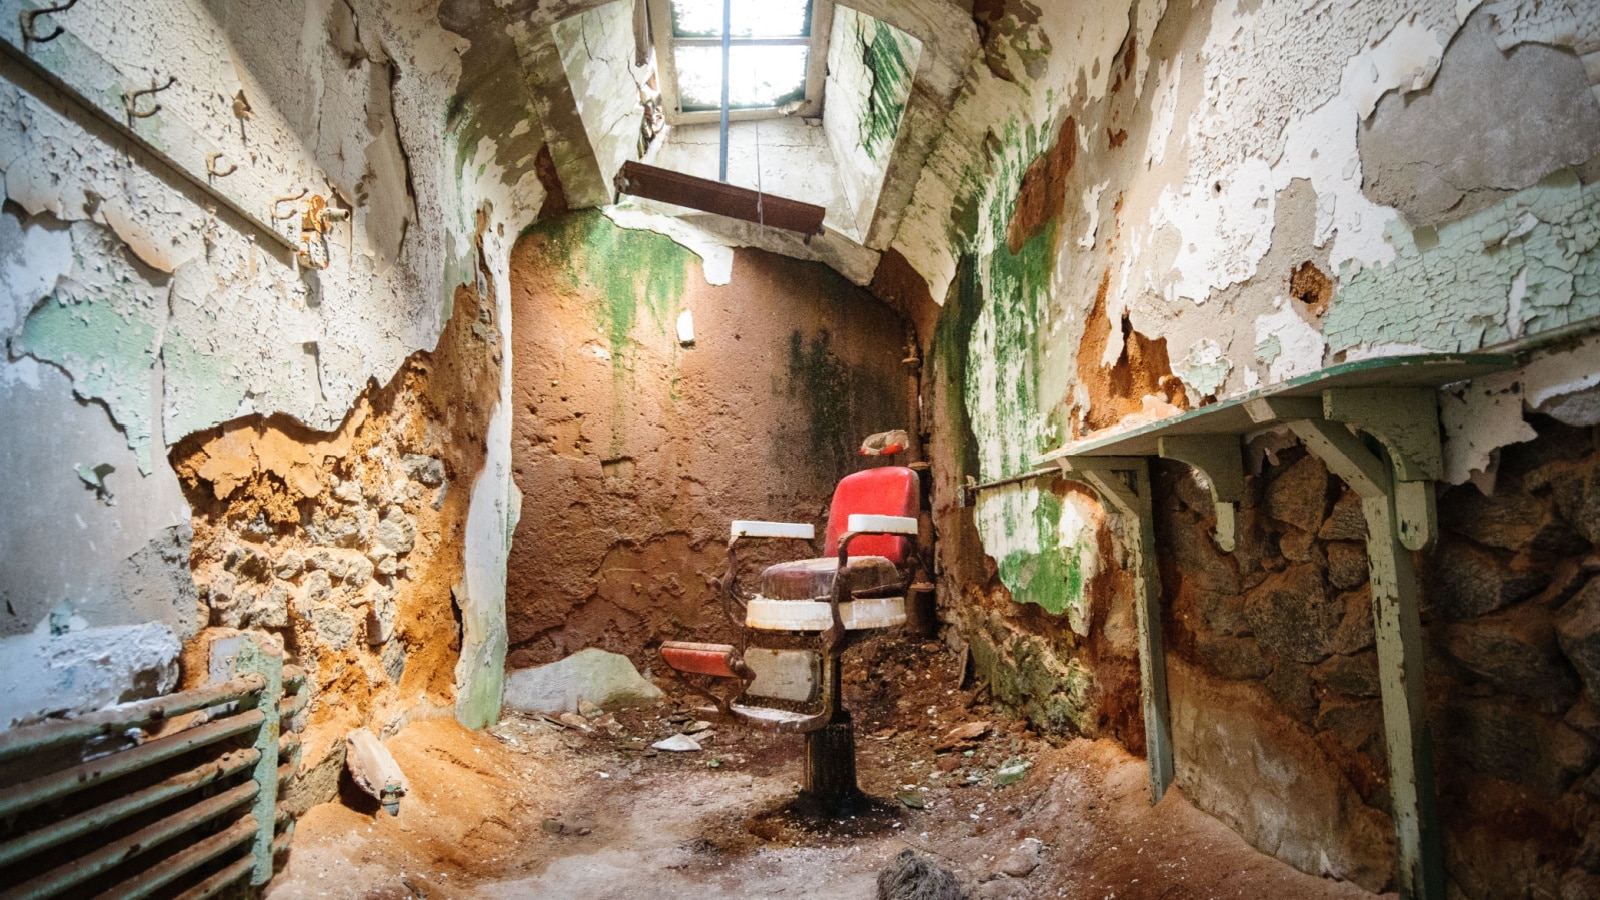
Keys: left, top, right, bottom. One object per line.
{"left": 659, "top": 466, "right": 922, "bottom": 813}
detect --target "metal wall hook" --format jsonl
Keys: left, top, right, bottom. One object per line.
{"left": 19, "top": 0, "right": 76, "bottom": 45}
{"left": 123, "top": 75, "right": 177, "bottom": 120}
{"left": 205, "top": 152, "right": 236, "bottom": 178}
{"left": 271, "top": 189, "right": 307, "bottom": 221}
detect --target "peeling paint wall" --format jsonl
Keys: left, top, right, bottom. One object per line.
{"left": 0, "top": 0, "right": 548, "bottom": 734}
{"left": 889, "top": 0, "right": 1600, "bottom": 890}
{"left": 823, "top": 7, "right": 922, "bottom": 240}
{"left": 552, "top": 0, "right": 652, "bottom": 190}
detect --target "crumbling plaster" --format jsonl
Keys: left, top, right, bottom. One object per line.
{"left": 0, "top": 0, "right": 549, "bottom": 731}
{"left": 890, "top": 0, "right": 1600, "bottom": 888}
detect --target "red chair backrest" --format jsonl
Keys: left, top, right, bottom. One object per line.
{"left": 823, "top": 466, "right": 919, "bottom": 565}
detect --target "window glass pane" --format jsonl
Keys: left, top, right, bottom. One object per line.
{"left": 671, "top": 0, "right": 810, "bottom": 38}
{"left": 675, "top": 44, "right": 809, "bottom": 111}
{"left": 670, "top": 0, "right": 722, "bottom": 37}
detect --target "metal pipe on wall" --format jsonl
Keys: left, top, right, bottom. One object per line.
{"left": 718, "top": 0, "right": 731, "bottom": 181}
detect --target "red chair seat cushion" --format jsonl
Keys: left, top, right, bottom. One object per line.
{"left": 758, "top": 556, "right": 901, "bottom": 601}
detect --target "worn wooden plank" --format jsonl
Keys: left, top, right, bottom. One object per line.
{"left": 614, "top": 161, "right": 826, "bottom": 235}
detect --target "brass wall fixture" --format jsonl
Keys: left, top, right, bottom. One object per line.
{"left": 123, "top": 74, "right": 177, "bottom": 120}
{"left": 206, "top": 152, "right": 236, "bottom": 178}
{"left": 19, "top": 0, "right": 77, "bottom": 45}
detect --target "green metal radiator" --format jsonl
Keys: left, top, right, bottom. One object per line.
{"left": 0, "top": 633, "right": 306, "bottom": 899}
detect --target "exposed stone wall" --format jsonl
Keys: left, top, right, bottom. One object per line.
{"left": 505, "top": 210, "right": 914, "bottom": 668}
{"left": 171, "top": 283, "right": 501, "bottom": 782}
{"left": 1144, "top": 417, "right": 1600, "bottom": 896}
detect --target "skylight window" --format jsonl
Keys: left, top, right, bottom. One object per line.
{"left": 650, "top": 0, "right": 830, "bottom": 124}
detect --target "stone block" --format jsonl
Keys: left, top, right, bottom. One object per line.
{"left": 502, "top": 648, "right": 664, "bottom": 714}
{"left": 1443, "top": 698, "right": 1598, "bottom": 797}
{"left": 1551, "top": 463, "right": 1600, "bottom": 546}
{"left": 1445, "top": 606, "right": 1579, "bottom": 702}
{"left": 1441, "top": 484, "right": 1586, "bottom": 553}
{"left": 275, "top": 550, "right": 304, "bottom": 580}
{"left": 312, "top": 606, "right": 354, "bottom": 651}
{"left": 1195, "top": 634, "right": 1271, "bottom": 681}
{"left": 1431, "top": 539, "right": 1549, "bottom": 620}
{"left": 1244, "top": 564, "right": 1343, "bottom": 664}
{"left": 0, "top": 621, "right": 179, "bottom": 728}
{"left": 1265, "top": 454, "right": 1330, "bottom": 534}
{"left": 1317, "top": 490, "right": 1367, "bottom": 541}
{"left": 345, "top": 555, "right": 375, "bottom": 589}
{"left": 1196, "top": 589, "right": 1252, "bottom": 637}
{"left": 1264, "top": 661, "right": 1318, "bottom": 725}
{"left": 1330, "top": 587, "right": 1376, "bottom": 655}
{"left": 1315, "top": 652, "right": 1381, "bottom": 698}
{"left": 252, "top": 583, "right": 292, "bottom": 629}
{"left": 401, "top": 453, "right": 446, "bottom": 486}
{"left": 1327, "top": 541, "right": 1368, "bottom": 590}
{"left": 301, "top": 569, "right": 334, "bottom": 605}
{"left": 1168, "top": 517, "right": 1240, "bottom": 593}
{"left": 1559, "top": 580, "right": 1600, "bottom": 702}
{"left": 376, "top": 505, "right": 416, "bottom": 555}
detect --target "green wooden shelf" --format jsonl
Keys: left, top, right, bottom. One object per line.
{"left": 1035, "top": 352, "right": 1517, "bottom": 464}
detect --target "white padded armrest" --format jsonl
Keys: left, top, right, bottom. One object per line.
{"left": 731, "top": 520, "right": 816, "bottom": 540}
{"left": 846, "top": 514, "right": 918, "bottom": 535}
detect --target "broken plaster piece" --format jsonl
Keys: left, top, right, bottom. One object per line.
{"left": 601, "top": 206, "right": 734, "bottom": 285}
{"left": 1440, "top": 375, "right": 1537, "bottom": 486}
{"left": 346, "top": 728, "right": 409, "bottom": 816}
{"left": 652, "top": 733, "right": 701, "bottom": 752}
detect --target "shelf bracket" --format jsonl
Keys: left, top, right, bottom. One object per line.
{"left": 1157, "top": 435, "right": 1244, "bottom": 551}
{"left": 1324, "top": 388, "right": 1441, "bottom": 551}
{"left": 1246, "top": 396, "right": 1444, "bottom": 900}
{"left": 1055, "top": 456, "right": 1173, "bottom": 804}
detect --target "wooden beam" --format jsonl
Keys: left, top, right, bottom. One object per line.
{"left": 614, "top": 161, "right": 827, "bottom": 236}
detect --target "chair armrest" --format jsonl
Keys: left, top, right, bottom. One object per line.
{"left": 731, "top": 520, "right": 816, "bottom": 540}
{"left": 844, "top": 514, "right": 918, "bottom": 536}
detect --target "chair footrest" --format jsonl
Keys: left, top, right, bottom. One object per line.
{"left": 660, "top": 642, "right": 746, "bottom": 678}
{"left": 729, "top": 702, "right": 829, "bottom": 734}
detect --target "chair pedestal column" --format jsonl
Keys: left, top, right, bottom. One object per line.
{"left": 802, "top": 708, "right": 862, "bottom": 815}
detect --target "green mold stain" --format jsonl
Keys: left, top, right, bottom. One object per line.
{"left": 860, "top": 17, "right": 916, "bottom": 161}
{"left": 787, "top": 328, "right": 855, "bottom": 480}
{"left": 524, "top": 211, "right": 692, "bottom": 454}
{"left": 952, "top": 115, "right": 1107, "bottom": 626}
{"left": 527, "top": 211, "right": 690, "bottom": 360}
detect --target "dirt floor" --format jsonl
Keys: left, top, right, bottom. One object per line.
{"left": 268, "top": 639, "right": 1387, "bottom": 899}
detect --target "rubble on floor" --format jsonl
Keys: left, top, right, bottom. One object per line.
{"left": 268, "top": 637, "right": 1379, "bottom": 899}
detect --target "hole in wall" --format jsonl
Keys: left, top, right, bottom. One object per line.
{"left": 1289, "top": 261, "right": 1332, "bottom": 318}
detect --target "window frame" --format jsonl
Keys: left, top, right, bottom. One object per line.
{"left": 648, "top": 0, "right": 833, "bottom": 126}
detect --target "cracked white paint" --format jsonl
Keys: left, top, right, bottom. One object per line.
{"left": 553, "top": 0, "right": 651, "bottom": 187}
{"left": 1078, "top": 182, "right": 1108, "bottom": 250}
{"left": 1144, "top": 55, "right": 1181, "bottom": 167}
{"left": 1253, "top": 300, "right": 1326, "bottom": 382}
